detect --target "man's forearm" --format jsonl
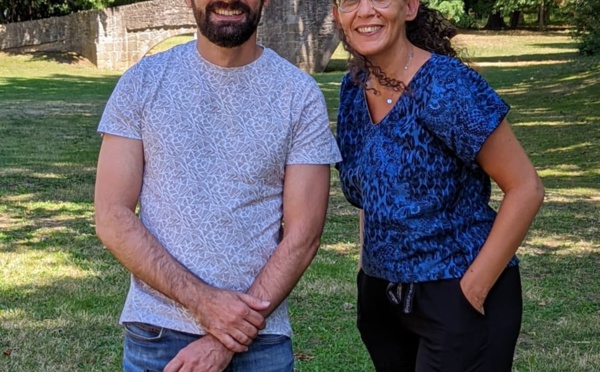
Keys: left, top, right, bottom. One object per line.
{"left": 246, "top": 233, "right": 320, "bottom": 317}
{"left": 245, "top": 164, "right": 330, "bottom": 317}
{"left": 95, "top": 204, "right": 210, "bottom": 310}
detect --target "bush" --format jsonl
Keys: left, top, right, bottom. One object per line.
{"left": 578, "top": 29, "right": 600, "bottom": 56}
{"left": 568, "top": 0, "right": 600, "bottom": 55}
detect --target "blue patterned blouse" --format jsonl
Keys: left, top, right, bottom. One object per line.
{"left": 336, "top": 54, "right": 518, "bottom": 283}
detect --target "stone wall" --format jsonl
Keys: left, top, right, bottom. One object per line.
{"left": 259, "top": 0, "right": 339, "bottom": 73}
{"left": 0, "top": 0, "right": 339, "bottom": 73}
{"left": 0, "top": 12, "right": 97, "bottom": 56}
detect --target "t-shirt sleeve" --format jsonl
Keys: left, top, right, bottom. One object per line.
{"left": 286, "top": 79, "right": 342, "bottom": 165}
{"left": 420, "top": 60, "right": 510, "bottom": 165}
{"left": 97, "top": 64, "right": 145, "bottom": 140}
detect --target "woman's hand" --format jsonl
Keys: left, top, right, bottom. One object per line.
{"left": 459, "top": 272, "right": 487, "bottom": 315}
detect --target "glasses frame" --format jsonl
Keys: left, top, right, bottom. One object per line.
{"left": 337, "top": 0, "right": 393, "bottom": 13}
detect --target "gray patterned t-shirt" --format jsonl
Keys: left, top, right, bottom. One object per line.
{"left": 98, "top": 41, "right": 341, "bottom": 336}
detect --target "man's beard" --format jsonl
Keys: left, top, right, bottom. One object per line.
{"left": 192, "top": 1, "right": 264, "bottom": 48}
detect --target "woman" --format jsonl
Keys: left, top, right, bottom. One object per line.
{"left": 332, "top": 0, "right": 545, "bottom": 371}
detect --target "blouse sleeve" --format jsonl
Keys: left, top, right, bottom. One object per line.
{"left": 335, "top": 74, "right": 364, "bottom": 209}
{"left": 420, "top": 58, "right": 510, "bottom": 165}
{"left": 335, "top": 74, "right": 351, "bottom": 172}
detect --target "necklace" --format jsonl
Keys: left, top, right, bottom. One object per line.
{"left": 386, "top": 47, "right": 414, "bottom": 105}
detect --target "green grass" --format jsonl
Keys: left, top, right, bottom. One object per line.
{"left": 1, "top": 31, "right": 599, "bottom": 371}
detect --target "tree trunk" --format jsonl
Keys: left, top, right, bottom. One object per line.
{"left": 484, "top": 12, "right": 507, "bottom": 30}
{"left": 538, "top": 3, "right": 547, "bottom": 30}
{"left": 509, "top": 11, "right": 522, "bottom": 29}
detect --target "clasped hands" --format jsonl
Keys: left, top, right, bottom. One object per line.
{"left": 195, "top": 287, "right": 270, "bottom": 352}
{"left": 164, "top": 287, "right": 270, "bottom": 372}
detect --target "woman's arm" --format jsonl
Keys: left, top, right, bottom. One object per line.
{"left": 460, "top": 119, "right": 544, "bottom": 314}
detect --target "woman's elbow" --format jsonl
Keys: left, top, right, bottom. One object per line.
{"left": 530, "top": 173, "right": 545, "bottom": 210}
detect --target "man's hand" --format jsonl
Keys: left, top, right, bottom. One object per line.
{"left": 164, "top": 334, "right": 234, "bottom": 372}
{"left": 193, "top": 288, "right": 269, "bottom": 352}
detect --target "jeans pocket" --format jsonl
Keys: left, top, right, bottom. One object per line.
{"left": 123, "top": 322, "right": 164, "bottom": 342}
{"left": 254, "top": 334, "right": 289, "bottom": 345}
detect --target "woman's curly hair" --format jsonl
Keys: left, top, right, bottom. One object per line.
{"left": 333, "top": 1, "right": 460, "bottom": 93}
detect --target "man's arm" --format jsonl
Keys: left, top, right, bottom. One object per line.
{"left": 247, "top": 163, "right": 331, "bottom": 315}
{"left": 163, "top": 164, "right": 331, "bottom": 370}
{"left": 94, "top": 134, "right": 269, "bottom": 352}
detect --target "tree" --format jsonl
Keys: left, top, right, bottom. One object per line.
{"left": 0, "top": 0, "right": 147, "bottom": 24}
{"left": 441, "top": 0, "right": 560, "bottom": 30}
{"left": 493, "top": 0, "right": 556, "bottom": 29}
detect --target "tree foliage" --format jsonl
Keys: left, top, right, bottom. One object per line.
{"left": 424, "top": 0, "right": 469, "bottom": 23}
{"left": 564, "top": 0, "right": 600, "bottom": 55}
{"left": 0, "top": 0, "right": 146, "bottom": 24}
{"left": 426, "top": 0, "right": 571, "bottom": 30}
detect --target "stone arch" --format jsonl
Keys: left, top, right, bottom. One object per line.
{"left": 0, "top": 0, "right": 339, "bottom": 73}
{"left": 141, "top": 30, "right": 195, "bottom": 57}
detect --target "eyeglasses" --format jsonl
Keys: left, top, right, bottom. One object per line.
{"left": 337, "top": 0, "right": 393, "bottom": 13}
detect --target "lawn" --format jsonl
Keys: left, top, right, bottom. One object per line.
{"left": 1, "top": 30, "right": 598, "bottom": 371}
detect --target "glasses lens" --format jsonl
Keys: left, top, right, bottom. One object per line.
{"left": 339, "top": 0, "right": 393, "bottom": 12}
{"left": 339, "top": 0, "right": 360, "bottom": 12}
{"left": 374, "top": 0, "right": 393, "bottom": 8}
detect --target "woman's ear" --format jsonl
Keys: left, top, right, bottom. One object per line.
{"left": 405, "top": 0, "right": 420, "bottom": 21}
{"left": 332, "top": 5, "right": 342, "bottom": 29}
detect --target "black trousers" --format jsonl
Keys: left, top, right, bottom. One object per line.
{"left": 357, "top": 266, "right": 522, "bottom": 372}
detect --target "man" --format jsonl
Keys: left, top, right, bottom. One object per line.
{"left": 93, "top": 0, "right": 341, "bottom": 370}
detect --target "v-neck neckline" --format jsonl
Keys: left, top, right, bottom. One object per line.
{"left": 362, "top": 54, "right": 437, "bottom": 127}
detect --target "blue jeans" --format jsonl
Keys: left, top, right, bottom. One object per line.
{"left": 122, "top": 322, "right": 294, "bottom": 372}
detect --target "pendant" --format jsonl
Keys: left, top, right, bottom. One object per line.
{"left": 386, "top": 98, "right": 393, "bottom": 105}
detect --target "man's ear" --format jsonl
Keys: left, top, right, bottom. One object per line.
{"left": 184, "top": 0, "right": 192, "bottom": 9}
{"left": 405, "top": 0, "right": 420, "bottom": 21}
{"left": 263, "top": 0, "right": 271, "bottom": 8}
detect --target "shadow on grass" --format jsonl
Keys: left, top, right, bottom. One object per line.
{"left": 0, "top": 74, "right": 119, "bottom": 101}
{"left": 3, "top": 50, "right": 95, "bottom": 65}
{"left": 470, "top": 51, "right": 579, "bottom": 63}
{"left": 457, "top": 29, "right": 574, "bottom": 38}
{"left": 531, "top": 42, "right": 579, "bottom": 50}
